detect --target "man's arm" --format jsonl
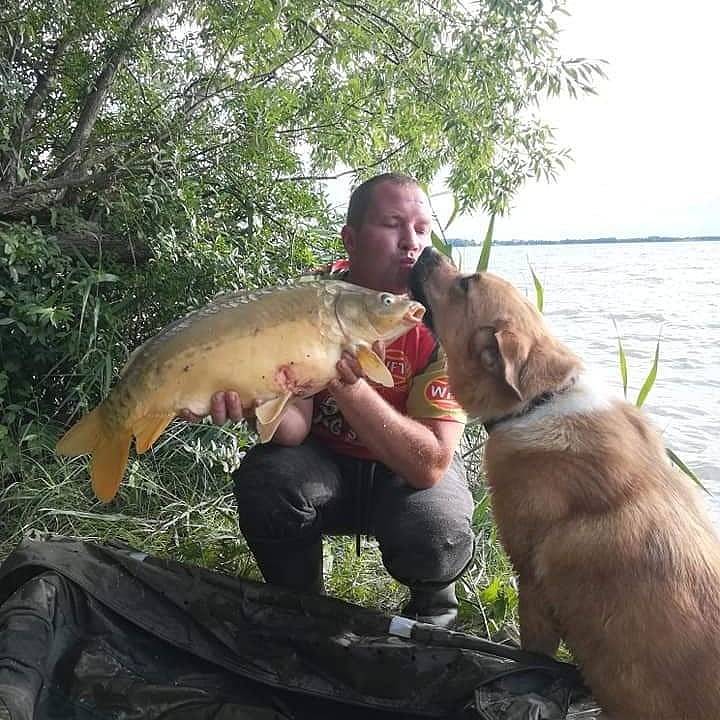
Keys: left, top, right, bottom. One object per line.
{"left": 328, "top": 353, "right": 464, "bottom": 489}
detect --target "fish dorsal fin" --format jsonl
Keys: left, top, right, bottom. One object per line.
{"left": 255, "top": 393, "right": 293, "bottom": 443}
{"left": 356, "top": 346, "right": 394, "bottom": 387}
{"left": 134, "top": 414, "right": 175, "bottom": 454}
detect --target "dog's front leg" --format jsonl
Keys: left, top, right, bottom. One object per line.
{"left": 518, "top": 575, "right": 560, "bottom": 657}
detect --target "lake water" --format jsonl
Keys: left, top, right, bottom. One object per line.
{"left": 457, "top": 240, "right": 720, "bottom": 520}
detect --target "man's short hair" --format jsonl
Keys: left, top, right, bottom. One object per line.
{"left": 346, "top": 172, "right": 420, "bottom": 229}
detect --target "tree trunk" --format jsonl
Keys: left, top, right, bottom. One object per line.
{"left": 55, "top": 225, "right": 151, "bottom": 264}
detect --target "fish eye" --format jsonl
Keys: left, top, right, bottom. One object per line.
{"left": 380, "top": 293, "right": 394, "bottom": 306}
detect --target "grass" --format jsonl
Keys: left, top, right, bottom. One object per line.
{"left": 0, "top": 419, "right": 519, "bottom": 639}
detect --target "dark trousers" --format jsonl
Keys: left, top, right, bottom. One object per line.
{"left": 232, "top": 438, "right": 474, "bottom": 590}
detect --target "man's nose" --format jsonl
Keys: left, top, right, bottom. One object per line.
{"left": 399, "top": 225, "right": 421, "bottom": 251}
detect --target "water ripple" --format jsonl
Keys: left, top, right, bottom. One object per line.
{"left": 461, "top": 240, "right": 720, "bottom": 522}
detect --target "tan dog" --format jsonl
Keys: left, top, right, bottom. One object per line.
{"left": 411, "top": 247, "right": 720, "bottom": 720}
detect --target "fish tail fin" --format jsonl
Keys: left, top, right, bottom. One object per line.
{"left": 56, "top": 408, "right": 103, "bottom": 457}
{"left": 90, "top": 430, "right": 133, "bottom": 503}
{"left": 56, "top": 408, "right": 132, "bottom": 503}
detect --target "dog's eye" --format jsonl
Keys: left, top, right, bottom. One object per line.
{"left": 458, "top": 276, "right": 472, "bottom": 293}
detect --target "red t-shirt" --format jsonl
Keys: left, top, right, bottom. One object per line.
{"left": 308, "top": 260, "right": 466, "bottom": 459}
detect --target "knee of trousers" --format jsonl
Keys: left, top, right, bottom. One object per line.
{"left": 232, "top": 443, "right": 320, "bottom": 541}
{"left": 377, "top": 517, "right": 475, "bottom": 588}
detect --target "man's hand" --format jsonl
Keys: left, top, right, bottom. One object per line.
{"left": 324, "top": 338, "right": 462, "bottom": 489}
{"left": 179, "top": 391, "right": 253, "bottom": 425}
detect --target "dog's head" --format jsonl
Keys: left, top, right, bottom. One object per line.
{"left": 410, "top": 247, "right": 581, "bottom": 422}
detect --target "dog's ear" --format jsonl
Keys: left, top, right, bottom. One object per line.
{"left": 470, "top": 325, "right": 527, "bottom": 401}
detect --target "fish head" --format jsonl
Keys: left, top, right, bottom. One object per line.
{"left": 335, "top": 284, "right": 426, "bottom": 343}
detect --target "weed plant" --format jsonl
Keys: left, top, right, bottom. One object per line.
{"left": 0, "top": 415, "right": 518, "bottom": 639}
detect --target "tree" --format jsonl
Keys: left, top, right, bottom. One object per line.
{"left": 0, "top": 0, "right": 603, "bottom": 443}
{"left": 1, "top": 0, "right": 603, "bottom": 240}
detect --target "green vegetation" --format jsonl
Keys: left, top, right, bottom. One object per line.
{"left": 612, "top": 321, "right": 706, "bottom": 491}
{"left": 1, "top": 0, "right": 602, "bottom": 635}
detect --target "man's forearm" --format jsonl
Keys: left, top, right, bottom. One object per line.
{"left": 328, "top": 379, "right": 452, "bottom": 488}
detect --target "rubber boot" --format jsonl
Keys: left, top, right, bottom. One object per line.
{"left": 401, "top": 584, "right": 458, "bottom": 629}
{"left": 248, "top": 538, "right": 325, "bottom": 595}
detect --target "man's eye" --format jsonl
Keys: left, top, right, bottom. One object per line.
{"left": 416, "top": 227, "right": 429, "bottom": 235}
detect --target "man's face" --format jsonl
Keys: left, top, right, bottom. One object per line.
{"left": 342, "top": 181, "right": 433, "bottom": 294}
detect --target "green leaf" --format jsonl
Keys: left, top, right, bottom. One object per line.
{"left": 480, "top": 576, "right": 501, "bottom": 604}
{"left": 444, "top": 195, "right": 459, "bottom": 232}
{"left": 431, "top": 229, "right": 452, "bottom": 258}
{"left": 611, "top": 318, "right": 628, "bottom": 400}
{"left": 95, "top": 273, "right": 120, "bottom": 284}
{"left": 476, "top": 214, "right": 495, "bottom": 272}
{"left": 528, "top": 260, "right": 544, "bottom": 313}
{"left": 666, "top": 447, "right": 709, "bottom": 494}
{"left": 636, "top": 331, "right": 661, "bottom": 408}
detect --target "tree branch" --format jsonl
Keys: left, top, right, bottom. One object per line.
{"left": 298, "top": 20, "right": 334, "bottom": 47}
{"left": 333, "top": 0, "right": 425, "bottom": 52}
{"left": 0, "top": 34, "right": 73, "bottom": 190}
{"left": 55, "top": 224, "right": 151, "bottom": 264}
{"left": 275, "top": 141, "right": 411, "bottom": 181}
{"left": 0, "top": 168, "right": 116, "bottom": 216}
{"left": 52, "top": 1, "right": 166, "bottom": 178}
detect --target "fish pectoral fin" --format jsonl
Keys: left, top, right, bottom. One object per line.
{"left": 356, "top": 346, "right": 394, "bottom": 387}
{"left": 134, "top": 414, "right": 175, "bottom": 454}
{"left": 255, "top": 393, "right": 293, "bottom": 443}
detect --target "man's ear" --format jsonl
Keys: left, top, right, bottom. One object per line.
{"left": 340, "top": 224, "right": 357, "bottom": 256}
{"left": 470, "top": 325, "right": 527, "bottom": 402}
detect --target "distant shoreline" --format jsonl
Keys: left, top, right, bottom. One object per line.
{"left": 449, "top": 236, "right": 720, "bottom": 247}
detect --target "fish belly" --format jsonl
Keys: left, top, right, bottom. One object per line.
{"left": 129, "top": 319, "right": 342, "bottom": 419}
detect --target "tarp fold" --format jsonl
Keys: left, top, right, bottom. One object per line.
{"left": 0, "top": 537, "right": 598, "bottom": 719}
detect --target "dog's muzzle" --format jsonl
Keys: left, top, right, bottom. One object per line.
{"left": 410, "top": 247, "right": 445, "bottom": 332}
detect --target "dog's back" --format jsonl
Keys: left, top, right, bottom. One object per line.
{"left": 487, "top": 389, "right": 720, "bottom": 719}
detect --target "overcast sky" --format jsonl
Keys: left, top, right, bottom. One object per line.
{"left": 441, "top": 1, "right": 720, "bottom": 242}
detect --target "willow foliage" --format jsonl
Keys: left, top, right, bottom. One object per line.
{"left": 0, "top": 0, "right": 603, "bottom": 467}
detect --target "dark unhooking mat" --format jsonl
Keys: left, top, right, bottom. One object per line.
{"left": 0, "top": 537, "right": 599, "bottom": 719}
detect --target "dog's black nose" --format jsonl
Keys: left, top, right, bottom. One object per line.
{"left": 415, "top": 246, "right": 443, "bottom": 271}
{"left": 410, "top": 247, "right": 441, "bottom": 333}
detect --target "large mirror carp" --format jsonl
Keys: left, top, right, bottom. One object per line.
{"left": 56, "top": 280, "right": 425, "bottom": 502}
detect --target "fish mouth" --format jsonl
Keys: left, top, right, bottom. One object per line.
{"left": 403, "top": 304, "right": 426, "bottom": 324}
